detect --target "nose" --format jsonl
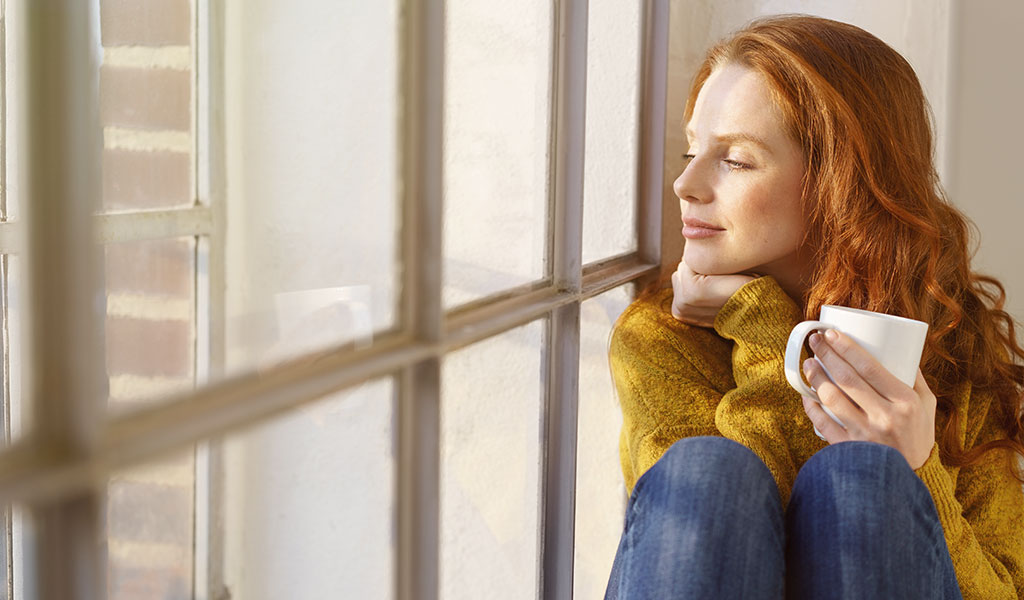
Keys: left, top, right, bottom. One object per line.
{"left": 673, "top": 157, "right": 711, "bottom": 205}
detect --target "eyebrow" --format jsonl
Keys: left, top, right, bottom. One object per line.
{"left": 684, "top": 128, "right": 773, "bottom": 153}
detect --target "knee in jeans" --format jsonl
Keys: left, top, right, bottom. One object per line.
{"left": 795, "top": 441, "right": 916, "bottom": 500}
{"left": 642, "top": 436, "right": 773, "bottom": 497}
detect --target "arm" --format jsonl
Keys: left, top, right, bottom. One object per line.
{"left": 915, "top": 396, "right": 1024, "bottom": 599}
{"left": 711, "top": 276, "right": 827, "bottom": 505}
{"left": 609, "top": 290, "right": 731, "bottom": 495}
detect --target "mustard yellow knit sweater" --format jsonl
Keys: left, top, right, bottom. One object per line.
{"left": 610, "top": 276, "right": 1024, "bottom": 599}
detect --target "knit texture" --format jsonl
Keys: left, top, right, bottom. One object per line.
{"left": 609, "top": 276, "right": 1024, "bottom": 599}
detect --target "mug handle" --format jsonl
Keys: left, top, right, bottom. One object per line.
{"left": 785, "top": 320, "right": 844, "bottom": 439}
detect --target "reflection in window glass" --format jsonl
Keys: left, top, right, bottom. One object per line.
{"left": 441, "top": 320, "right": 544, "bottom": 600}
{"left": 104, "top": 238, "right": 196, "bottom": 412}
{"left": 575, "top": 284, "right": 634, "bottom": 599}
{"left": 582, "top": 1, "right": 642, "bottom": 265}
{"left": 108, "top": 449, "right": 195, "bottom": 600}
{"left": 443, "top": 1, "right": 553, "bottom": 308}
{"left": 224, "top": 1, "right": 398, "bottom": 376}
{"left": 221, "top": 379, "right": 395, "bottom": 599}
{"left": 99, "top": 0, "right": 196, "bottom": 211}
{"left": 103, "top": 234, "right": 198, "bottom": 600}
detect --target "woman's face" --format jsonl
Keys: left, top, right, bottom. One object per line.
{"left": 674, "top": 63, "right": 809, "bottom": 289}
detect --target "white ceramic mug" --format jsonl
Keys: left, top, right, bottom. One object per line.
{"left": 784, "top": 306, "right": 929, "bottom": 438}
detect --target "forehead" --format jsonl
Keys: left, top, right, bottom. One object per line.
{"left": 686, "top": 64, "right": 786, "bottom": 142}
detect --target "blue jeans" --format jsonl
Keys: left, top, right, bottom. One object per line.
{"left": 604, "top": 437, "right": 961, "bottom": 599}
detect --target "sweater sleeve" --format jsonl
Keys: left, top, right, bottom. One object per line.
{"left": 914, "top": 397, "right": 1024, "bottom": 599}
{"left": 608, "top": 291, "right": 731, "bottom": 496}
{"left": 712, "top": 276, "right": 826, "bottom": 506}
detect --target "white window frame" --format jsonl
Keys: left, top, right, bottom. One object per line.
{"left": 0, "top": 1, "right": 671, "bottom": 598}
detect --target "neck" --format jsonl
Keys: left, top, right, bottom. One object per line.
{"left": 751, "top": 251, "right": 812, "bottom": 313}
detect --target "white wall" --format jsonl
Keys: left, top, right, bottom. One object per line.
{"left": 945, "top": 1, "right": 1024, "bottom": 328}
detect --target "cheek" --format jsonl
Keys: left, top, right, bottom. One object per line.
{"left": 738, "top": 184, "right": 805, "bottom": 244}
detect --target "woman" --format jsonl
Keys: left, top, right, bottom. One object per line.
{"left": 605, "top": 15, "right": 1024, "bottom": 599}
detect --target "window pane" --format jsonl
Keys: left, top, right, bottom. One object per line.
{"left": 0, "top": 506, "right": 8, "bottom": 600}
{"left": 443, "top": 1, "right": 553, "bottom": 308}
{"left": 223, "top": 1, "right": 398, "bottom": 375}
{"left": 1, "top": 3, "right": 6, "bottom": 222}
{"left": 7, "top": 504, "right": 28, "bottom": 600}
{"left": 575, "top": 283, "right": 634, "bottom": 599}
{"left": 441, "top": 320, "right": 544, "bottom": 599}
{"left": 582, "top": 1, "right": 642, "bottom": 265}
{"left": 108, "top": 449, "right": 195, "bottom": 600}
{"left": 2, "top": 254, "right": 25, "bottom": 443}
{"left": 221, "top": 379, "right": 395, "bottom": 599}
{"left": 3, "top": 0, "right": 23, "bottom": 221}
{"left": 104, "top": 238, "right": 196, "bottom": 412}
{"left": 99, "top": 0, "right": 196, "bottom": 211}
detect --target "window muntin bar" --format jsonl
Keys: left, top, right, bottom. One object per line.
{"left": 397, "top": 0, "right": 445, "bottom": 592}
{"left": 24, "top": 0, "right": 105, "bottom": 597}
{"left": 542, "top": 0, "right": 589, "bottom": 598}
{"left": 637, "top": 0, "right": 670, "bottom": 282}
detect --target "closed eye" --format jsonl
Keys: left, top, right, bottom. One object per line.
{"left": 723, "top": 159, "right": 752, "bottom": 170}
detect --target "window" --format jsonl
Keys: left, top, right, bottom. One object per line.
{"left": 0, "top": 1, "right": 671, "bottom": 598}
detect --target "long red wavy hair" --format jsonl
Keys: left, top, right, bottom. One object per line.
{"left": 670, "top": 14, "right": 1024, "bottom": 476}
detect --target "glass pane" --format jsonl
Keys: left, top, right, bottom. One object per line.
{"left": 99, "top": 0, "right": 196, "bottom": 211}
{"left": 575, "top": 284, "right": 634, "bottom": 598}
{"left": 582, "top": 1, "right": 642, "bottom": 265}
{"left": 443, "top": 1, "right": 553, "bottom": 308}
{"left": 3, "top": 0, "right": 23, "bottom": 221}
{"left": 221, "top": 379, "right": 394, "bottom": 599}
{"left": 223, "top": 2, "right": 398, "bottom": 376}
{"left": 0, "top": 506, "right": 7, "bottom": 600}
{"left": 8, "top": 504, "right": 29, "bottom": 600}
{"left": 108, "top": 449, "right": 195, "bottom": 600}
{"left": 3, "top": 255, "right": 25, "bottom": 443}
{"left": 441, "top": 320, "right": 544, "bottom": 599}
{"left": 1, "top": 5, "right": 6, "bottom": 222}
{"left": 104, "top": 238, "right": 196, "bottom": 412}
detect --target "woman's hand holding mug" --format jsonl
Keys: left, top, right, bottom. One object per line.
{"left": 670, "top": 260, "right": 758, "bottom": 328}
{"left": 785, "top": 307, "right": 937, "bottom": 469}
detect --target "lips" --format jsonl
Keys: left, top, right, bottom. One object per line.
{"left": 682, "top": 217, "right": 724, "bottom": 230}
{"left": 682, "top": 217, "right": 725, "bottom": 240}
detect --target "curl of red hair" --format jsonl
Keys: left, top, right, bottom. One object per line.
{"left": 671, "top": 14, "right": 1024, "bottom": 478}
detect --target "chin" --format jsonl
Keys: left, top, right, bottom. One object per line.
{"left": 683, "top": 251, "right": 752, "bottom": 277}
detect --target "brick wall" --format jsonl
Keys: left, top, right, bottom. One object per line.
{"left": 99, "top": 1, "right": 196, "bottom": 599}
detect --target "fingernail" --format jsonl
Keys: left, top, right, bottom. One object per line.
{"left": 825, "top": 329, "right": 839, "bottom": 342}
{"left": 809, "top": 333, "right": 820, "bottom": 348}
{"left": 803, "top": 358, "right": 814, "bottom": 372}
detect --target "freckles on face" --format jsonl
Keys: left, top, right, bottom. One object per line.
{"left": 677, "top": 64, "right": 807, "bottom": 276}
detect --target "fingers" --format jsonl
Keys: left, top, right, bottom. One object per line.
{"left": 805, "top": 332, "right": 891, "bottom": 416}
{"left": 671, "top": 259, "right": 755, "bottom": 327}
{"left": 802, "top": 356, "right": 866, "bottom": 430}
{"left": 811, "top": 330, "right": 908, "bottom": 401}
{"left": 913, "top": 368, "right": 938, "bottom": 409}
{"left": 693, "top": 271, "right": 757, "bottom": 301}
{"left": 802, "top": 395, "right": 850, "bottom": 444}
